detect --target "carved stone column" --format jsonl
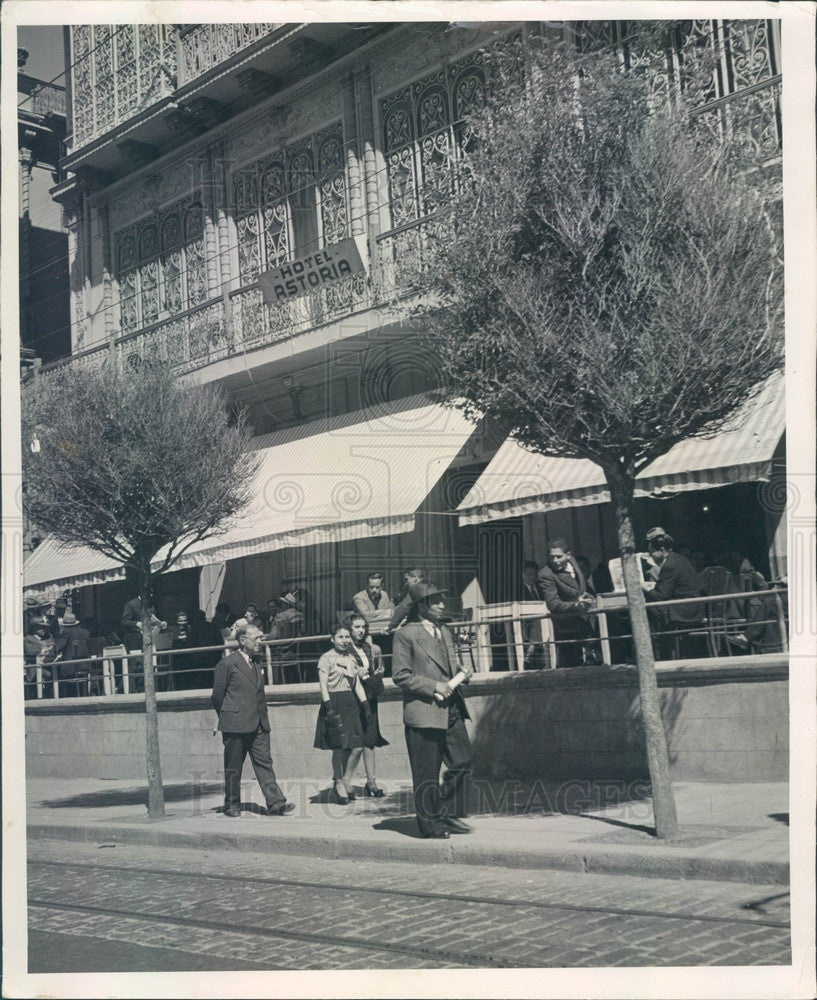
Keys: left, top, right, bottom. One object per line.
{"left": 202, "top": 150, "right": 222, "bottom": 298}
{"left": 342, "top": 70, "right": 365, "bottom": 239}
{"left": 354, "top": 64, "right": 384, "bottom": 241}
{"left": 214, "top": 140, "right": 234, "bottom": 348}
{"left": 63, "top": 192, "right": 88, "bottom": 352}
{"left": 97, "top": 202, "right": 115, "bottom": 347}
{"left": 18, "top": 150, "right": 34, "bottom": 345}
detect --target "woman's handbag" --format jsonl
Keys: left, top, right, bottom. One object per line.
{"left": 363, "top": 670, "right": 385, "bottom": 699}
{"left": 322, "top": 703, "right": 346, "bottom": 749}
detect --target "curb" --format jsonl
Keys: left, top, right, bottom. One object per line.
{"left": 27, "top": 822, "right": 789, "bottom": 886}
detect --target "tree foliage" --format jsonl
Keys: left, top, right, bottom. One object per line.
{"left": 418, "top": 35, "right": 783, "bottom": 487}
{"left": 22, "top": 359, "right": 256, "bottom": 574}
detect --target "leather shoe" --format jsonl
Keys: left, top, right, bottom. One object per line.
{"left": 442, "top": 816, "right": 472, "bottom": 834}
{"left": 266, "top": 801, "right": 295, "bottom": 817}
{"left": 419, "top": 825, "right": 450, "bottom": 839}
{"left": 223, "top": 806, "right": 241, "bottom": 818}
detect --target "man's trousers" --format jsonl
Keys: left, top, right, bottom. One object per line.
{"left": 222, "top": 725, "right": 286, "bottom": 810}
{"left": 404, "top": 704, "right": 472, "bottom": 834}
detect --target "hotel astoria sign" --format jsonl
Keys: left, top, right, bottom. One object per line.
{"left": 257, "top": 235, "right": 368, "bottom": 305}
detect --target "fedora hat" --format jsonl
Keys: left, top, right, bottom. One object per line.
{"left": 408, "top": 581, "right": 447, "bottom": 605}
{"left": 61, "top": 611, "right": 79, "bottom": 626}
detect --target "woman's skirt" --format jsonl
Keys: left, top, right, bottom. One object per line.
{"left": 314, "top": 690, "right": 389, "bottom": 750}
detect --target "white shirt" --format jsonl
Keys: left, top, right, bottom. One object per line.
{"left": 420, "top": 618, "right": 442, "bottom": 641}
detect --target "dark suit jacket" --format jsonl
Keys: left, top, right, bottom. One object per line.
{"left": 648, "top": 551, "right": 703, "bottom": 622}
{"left": 521, "top": 580, "right": 544, "bottom": 602}
{"left": 392, "top": 621, "right": 470, "bottom": 730}
{"left": 44, "top": 627, "right": 92, "bottom": 676}
{"left": 211, "top": 650, "right": 270, "bottom": 733}
{"left": 122, "top": 597, "right": 145, "bottom": 635}
{"left": 538, "top": 558, "right": 590, "bottom": 637}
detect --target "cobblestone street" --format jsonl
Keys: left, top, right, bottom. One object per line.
{"left": 27, "top": 838, "right": 790, "bottom": 972}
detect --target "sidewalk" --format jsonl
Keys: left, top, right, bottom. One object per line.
{"left": 26, "top": 776, "right": 789, "bottom": 885}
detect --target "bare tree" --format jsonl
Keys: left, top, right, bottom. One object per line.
{"left": 413, "top": 34, "right": 783, "bottom": 837}
{"left": 22, "top": 359, "right": 257, "bottom": 818}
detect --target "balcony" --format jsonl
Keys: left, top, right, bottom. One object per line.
{"left": 177, "top": 24, "right": 283, "bottom": 84}
{"left": 116, "top": 227, "right": 418, "bottom": 376}
{"left": 33, "top": 223, "right": 431, "bottom": 382}
{"left": 18, "top": 79, "right": 66, "bottom": 118}
{"left": 64, "top": 23, "right": 385, "bottom": 175}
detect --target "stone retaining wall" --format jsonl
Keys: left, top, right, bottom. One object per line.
{"left": 25, "top": 657, "right": 788, "bottom": 784}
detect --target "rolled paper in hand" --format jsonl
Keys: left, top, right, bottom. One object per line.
{"left": 434, "top": 670, "right": 468, "bottom": 701}
{"left": 447, "top": 670, "right": 468, "bottom": 691}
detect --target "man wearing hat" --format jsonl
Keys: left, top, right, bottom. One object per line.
{"left": 392, "top": 582, "right": 474, "bottom": 839}
{"left": 266, "top": 584, "right": 305, "bottom": 684}
{"left": 211, "top": 626, "right": 295, "bottom": 818}
{"left": 643, "top": 529, "right": 704, "bottom": 658}
{"left": 43, "top": 611, "right": 92, "bottom": 697}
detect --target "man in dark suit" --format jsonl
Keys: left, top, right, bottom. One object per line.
{"left": 392, "top": 582, "right": 474, "bottom": 839}
{"left": 538, "top": 539, "right": 596, "bottom": 668}
{"left": 211, "top": 627, "right": 294, "bottom": 818}
{"left": 643, "top": 529, "right": 704, "bottom": 659}
{"left": 43, "top": 611, "right": 92, "bottom": 697}
{"left": 520, "top": 560, "right": 546, "bottom": 668}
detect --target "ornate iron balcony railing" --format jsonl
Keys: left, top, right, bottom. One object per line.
{"left": 19, "top": 81, "right": 66, "bottom": 118}
{"left": 177, "top": 23, "right": 281, "bottom": 84}
{"left": 69, "top": 24, "right": 178, "bottom": 149}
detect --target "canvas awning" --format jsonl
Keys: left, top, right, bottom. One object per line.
{"left": 457, "top": 372, "right": 785, "bottom": 526}
{"left": 23, "top": 396, "right": 478, "bottom": 591}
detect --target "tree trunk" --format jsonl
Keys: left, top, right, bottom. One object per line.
{"left": 607, "top": 474, "right": 678, "bottom": 838}
{"left": 139, "top": 568, "right": 165, "bottom": 819}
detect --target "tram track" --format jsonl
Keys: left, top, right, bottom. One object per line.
{"left": 27, "top": 897, "right": 512, "bottom": 969}
{"left": 29, "top": 857, "right": 789, "bottom": 930}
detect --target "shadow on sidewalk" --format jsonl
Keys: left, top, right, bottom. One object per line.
{"left": 371, "top": 817, "right": 427, "bottom": 839}
{"left": 575, "top": 813, "right": 656, "bottom": 837}
{"left": 35, "top": 782, "right": 223, "bottom": 809}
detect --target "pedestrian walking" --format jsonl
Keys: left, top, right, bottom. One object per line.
{"left": 392, "top": 582, "right": 474, "bottom": 839}
{"left": 211, "top": 627, "right": 294, "bottom": 818}
{"left": 345, "top": 612, "right": 389, "bottom": 797}
{"left": 313, "top": 623, "right": 376, "bottom": 804}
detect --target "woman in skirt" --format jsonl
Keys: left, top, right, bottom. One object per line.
{"left": 345, "top": 612, "right": 389, "bottom": 796}
{"left": 314, "top": 623, "right": 377, "bottom": 803}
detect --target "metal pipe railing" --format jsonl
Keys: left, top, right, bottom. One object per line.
{"left": 23, "top": 587, "right": 788, "bottom": 700}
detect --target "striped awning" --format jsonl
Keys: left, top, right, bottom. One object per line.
{"left": 23, "top": 396, "right": 479, "bottom": 591}
{"left": 457, "top": 372, "right": 785, "bottom": 526}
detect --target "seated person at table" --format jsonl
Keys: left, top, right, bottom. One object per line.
{"left": 538, "top": 539, "right": 596, "bottom": 668}
{"left": 643, "top": 528, "right": 704, "bottom": 659}
{"left": 352, "top": 573, "right": 394, "bottom": 631}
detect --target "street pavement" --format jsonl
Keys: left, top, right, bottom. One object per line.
{"left": 27, "top": 838, "right": 790, "bottom": 971}
{"left": 26, "top": 776, "right": 789, "bottom": 885}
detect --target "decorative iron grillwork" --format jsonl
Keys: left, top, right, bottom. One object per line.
{"left": 231, "top": 123, "right": 348, "bottom": 285}
{"left": 114, "top": 196, "right": 206, "bottom": 334}
{"left": 69, "top": 24, "right": 177, "bottom": 147}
